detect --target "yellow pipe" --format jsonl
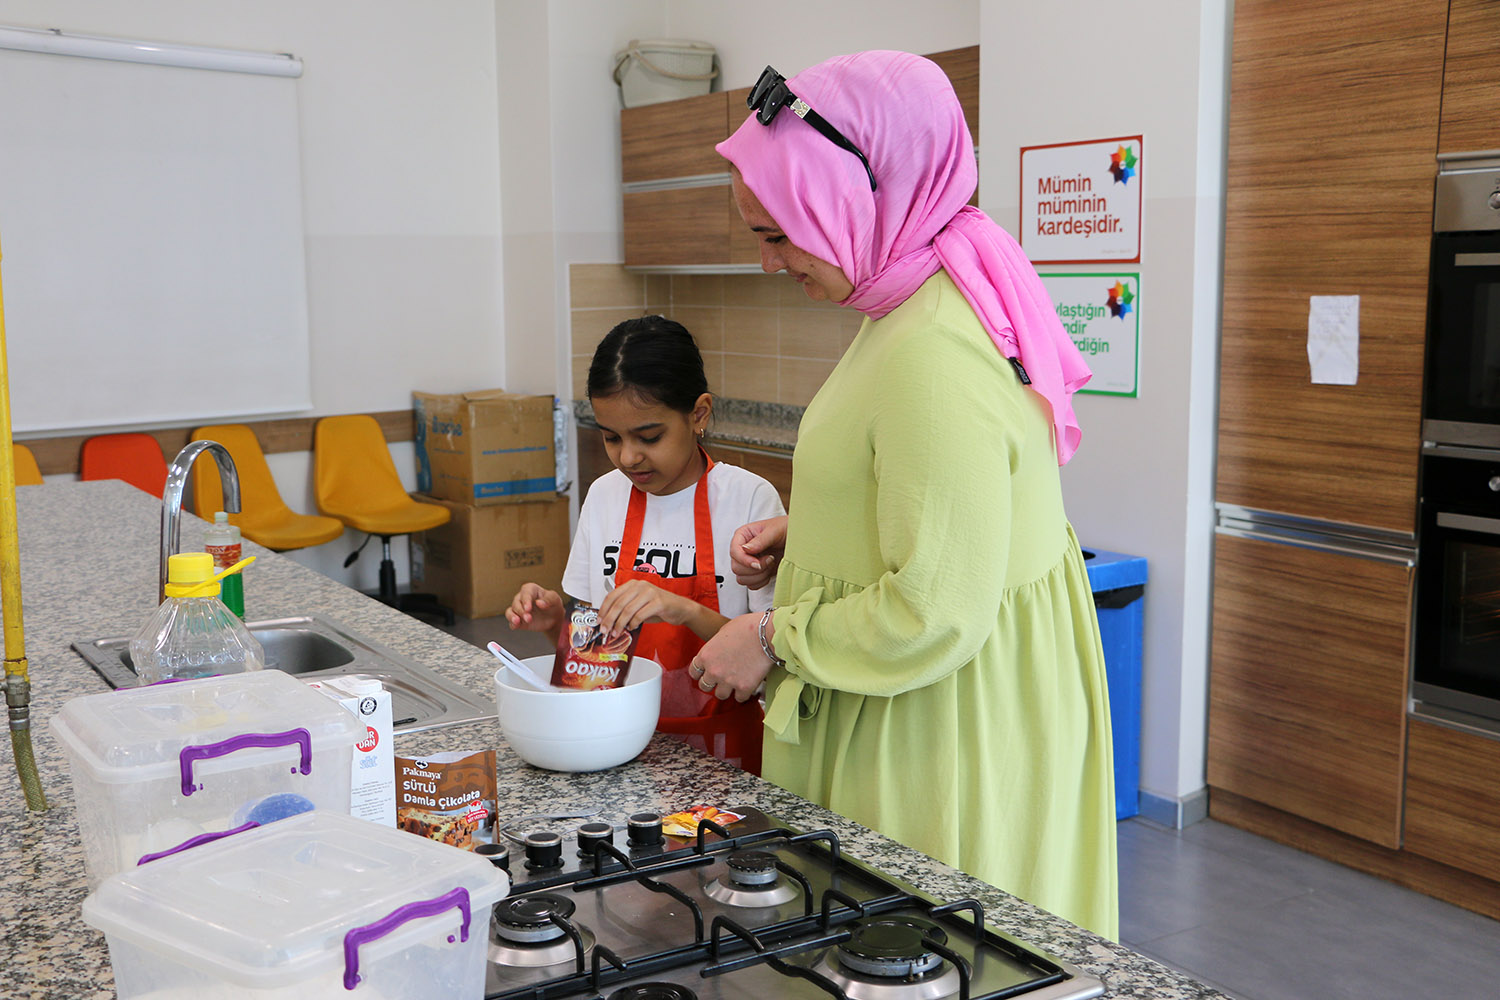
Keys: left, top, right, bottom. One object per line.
{"left": 0, "top": 232, "right": 49, "bottom": 811}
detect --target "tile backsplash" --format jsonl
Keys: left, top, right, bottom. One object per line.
{"left": 568, "top": 263, "right": 863, "bottom": 407}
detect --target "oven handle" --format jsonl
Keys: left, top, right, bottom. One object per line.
{"left": 1454, "top": 252, "right": 1500, "bottom": 267}
{"left": 1436, "top": 512, "right": 1500, "bottom": 536}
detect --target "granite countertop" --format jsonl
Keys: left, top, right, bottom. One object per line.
{"left": 0, "top": 480, "right": 1224, "bottom": 999}
{"left": 575, "top": 397, "right": 799, "bottom": 453}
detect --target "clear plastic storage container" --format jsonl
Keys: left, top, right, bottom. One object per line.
{"left": 49, "top": 670, "right": 363, "bottom": 886}
{"left": 83, "top": 810, "right": 511, "bottom": 1000}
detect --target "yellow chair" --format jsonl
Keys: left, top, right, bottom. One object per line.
{"left": 313, "top": 414, "right": 454, "bottom": 623}
{"left": 12, "top": 444, "right": 42, "bottom": 485}
{"left": 190, "top": 424, "right": 345, "bottom": 551}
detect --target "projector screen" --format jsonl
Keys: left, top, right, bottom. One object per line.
{"left": 0, "top": 42, "right": 311, "bottom": 433}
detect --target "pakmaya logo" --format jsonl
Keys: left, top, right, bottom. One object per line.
{"left": 1106, "top": 280, "right": 1135, "bottom": 319}
{"left": 1108, "top": 144, "right": 1138, "bottom": 185}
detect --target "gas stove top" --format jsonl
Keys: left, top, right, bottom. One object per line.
{"left": 480, "top": 806, "right": 1103, "bottom": 1000}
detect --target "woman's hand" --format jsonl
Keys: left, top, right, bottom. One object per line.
{"left": 688, "top": 612, "right": 776, "bottom": 702}
{"left": 505, "top": 583, "right": 564, "bottom": 633}
{"left": 730, "top": 516, "right": 788, "bottom": 589}
{"left": 597, "top": 578, "right": 691, "bottom": 636}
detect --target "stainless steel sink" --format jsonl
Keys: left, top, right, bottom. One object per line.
{"left": 71, "top": 615, "right": 496, "bottom": 734}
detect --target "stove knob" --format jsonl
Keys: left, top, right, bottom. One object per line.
{"left": 1489, "top": 476, "right": 1500, "bottom": 493}
{"left": 626, "top": 811, "right": 664, "bottom": 848}
{"left": 524, "top": 831, "right": 564, "bottom": 869}
{"left": 577, "top": 821, "right": 615, "bottom": 858}
{"left": 474, "top": 842, "right": 511, "bottom": 872}
{"left": 1489, "top": 189, "right": 1500, "bottom": 212}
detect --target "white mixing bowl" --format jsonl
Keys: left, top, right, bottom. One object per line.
{"left": 493, "top": 655, "right": 662, "bottom": 772}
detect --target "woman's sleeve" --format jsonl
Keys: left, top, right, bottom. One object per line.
{"left": 772, "top": 324, "right": 1024, "bottom": 697}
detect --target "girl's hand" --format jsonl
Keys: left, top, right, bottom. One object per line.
{"left": 597, "top": 579, "right": 686, "bottom": 635}
{"left": 730, "top": 516, "right": 788, "bottom": 589}
{"left": 506, "top": 583, "right": 564, "bottom": 633}
{"left": 688, "top": 612, "right": 775, "bottom": 702}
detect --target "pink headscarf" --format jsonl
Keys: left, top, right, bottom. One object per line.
{"left": 716, "top": 51, "right": 1092, "bottom": 464}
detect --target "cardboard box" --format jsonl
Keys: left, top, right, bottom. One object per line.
{"left": 410, "top": 494, "right": 571, "bottom": 619}
{"left": 413, "top": 390, "right": 556, "bottom": 505}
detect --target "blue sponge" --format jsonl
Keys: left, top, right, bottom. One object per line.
{"left": 242, "top": 793, "right": 316, "bottom": 826}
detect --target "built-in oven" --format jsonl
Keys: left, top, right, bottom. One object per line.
{"left": 1414, "top": 448, "right": 1500, "bottom": 728}
{"left": 1421, "top": 154, "right": 1500, "bottom": 447}
{"left": 1415, "top": 153, "right": 1500, "bottom": 731}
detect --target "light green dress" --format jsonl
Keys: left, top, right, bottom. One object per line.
{"left": 765, "top": 270, "right": 1118, "bottom": 940}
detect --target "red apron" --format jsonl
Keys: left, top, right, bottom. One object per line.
{"left": 614, "top": 452, "right": 763, "bottom": 773}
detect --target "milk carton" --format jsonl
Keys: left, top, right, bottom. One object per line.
{"left": 307, "top": 675, "right": 396, "bottom": 825}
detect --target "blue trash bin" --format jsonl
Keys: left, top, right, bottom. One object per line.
{"left": 1082, "top": 548, "right": 1147, "bottom": 820}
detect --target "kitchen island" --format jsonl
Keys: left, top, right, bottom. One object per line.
{"left": 0, "top": 481, "right": 1222, "bottom": 999}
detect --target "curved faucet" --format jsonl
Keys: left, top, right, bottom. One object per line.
{"left": 160, "top": 440, "right": 241, "bottom": 604}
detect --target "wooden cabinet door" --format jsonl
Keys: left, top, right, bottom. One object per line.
{"left": 1216, "top": 0, "right": 1446, "bottom": 532}
{"left": 1405, "top": 716, "right": 1500, "bottom": 879}
{"left": 1208, "top": 533, "right": 1412, "bottom": 847}
{"left": 624, "top": 187, "right": 730, "bottom": 267}
{"left": 621, "top": 91, "right": 729, "bottom": 184}
{"left": 1438, "top": 0, "right": 1500, "bottom": 155}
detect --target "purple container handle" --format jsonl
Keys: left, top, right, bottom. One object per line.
{"left": 137, "top": 821, "right": 260, "bottom": 866}
{"left": 179, "top": 727, "right": 313, "bottom": 797}
{"left": 343, "top": 887, "right": 471, "bottom": 990}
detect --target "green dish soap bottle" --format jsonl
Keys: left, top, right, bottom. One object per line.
{"left": 204, "top": 511, "right": 245, "bottom": 618}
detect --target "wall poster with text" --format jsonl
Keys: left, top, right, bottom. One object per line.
{"left": 1020, "top": 135, "right": 1143, "bottom": 265}
{"left": 1041, "top": 272, "right": 1140, "bottom": 397}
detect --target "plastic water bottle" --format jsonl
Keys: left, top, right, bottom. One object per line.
{"left": 204, "top": 511, "right": 245, "bottom": 618}
{"left": 130, "top": 552, "right": 265, "bottom": 684}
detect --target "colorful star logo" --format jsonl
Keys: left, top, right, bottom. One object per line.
{"left": 1108, "top": 144, "right": 1138, "bottom": 185}
{"left": 1106, "top": 280, "right": 1134, "bottom": 319}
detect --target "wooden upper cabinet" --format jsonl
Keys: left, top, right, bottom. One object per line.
{"left": 621, "top": 50, "right": 978, "bottom": 270}
{"left": 621, "top": 91, "right": 730, "bottom": 184}
{"left": 1216, "top": 0, "right": 1446, "bottom": 533}
{"left": 623, "top": 186, "right": 729, "bottom": 267}
{"left": 1207, "top": 534, "right": 1413, "bottom": 848}
{"left": 1439, "top": 0, "right": 1500, "bottom": 154}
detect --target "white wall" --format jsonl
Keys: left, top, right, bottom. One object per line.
{"left": 1, "top": 1, "right": 506, "bottom": 591}
{"left": 980, "top": 0, "right": 1230, "bottom": 807}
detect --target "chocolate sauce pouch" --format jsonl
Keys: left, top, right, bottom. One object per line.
{"left": 550, "top": 601, "right": 638, "bottom": 691}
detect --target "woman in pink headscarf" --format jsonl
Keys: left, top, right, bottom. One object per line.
{"left": 686, "top": 51, "right": 1117, "bottom": 939}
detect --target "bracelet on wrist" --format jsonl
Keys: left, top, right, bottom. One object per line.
{"left": 758, "top": 608, "right": 785, "bottom": 669}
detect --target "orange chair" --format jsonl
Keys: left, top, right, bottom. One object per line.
{"left": 12, "top": 444, "right": 42, "bottom": 485}
{"left": 314, "top": 414, "right": 454, "bottom": 623}
{"left": 80, "top": 433, "right": 169, "bottom": 497}
{"left": 190, "top": 424, "right": 344, "bottom": 551}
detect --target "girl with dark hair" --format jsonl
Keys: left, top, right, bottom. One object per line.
{"left": 505, "top": 316, "right": 785, "bottom": 771}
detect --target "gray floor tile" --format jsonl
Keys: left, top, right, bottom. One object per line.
{"left": 1143, "top": 887, "right": 1500, "bottom": 1000}
{"left": 1117, "top": 818, "right": 1310, "bottom": 946}
{"left": 1132, "top": 944, "right": 1251, "bottom": 1000}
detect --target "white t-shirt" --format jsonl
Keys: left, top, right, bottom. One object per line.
{"left": 562, "top": 463, "right": 786, "bottom": 616}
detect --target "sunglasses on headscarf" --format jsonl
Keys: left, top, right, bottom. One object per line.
{"left": 747, "top": 66, "right": 877, "bottom": 192}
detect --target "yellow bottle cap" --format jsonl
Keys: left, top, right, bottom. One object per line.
{"left": 165, "top": 551, "right": 220, "bottom": 598}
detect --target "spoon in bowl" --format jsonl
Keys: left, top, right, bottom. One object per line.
{"left": 487, "top": 642, "right": 555, "bottom": 692}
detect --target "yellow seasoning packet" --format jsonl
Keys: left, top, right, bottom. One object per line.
{"left": 663, "top": 805, "right": 746, "bottom": 839}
